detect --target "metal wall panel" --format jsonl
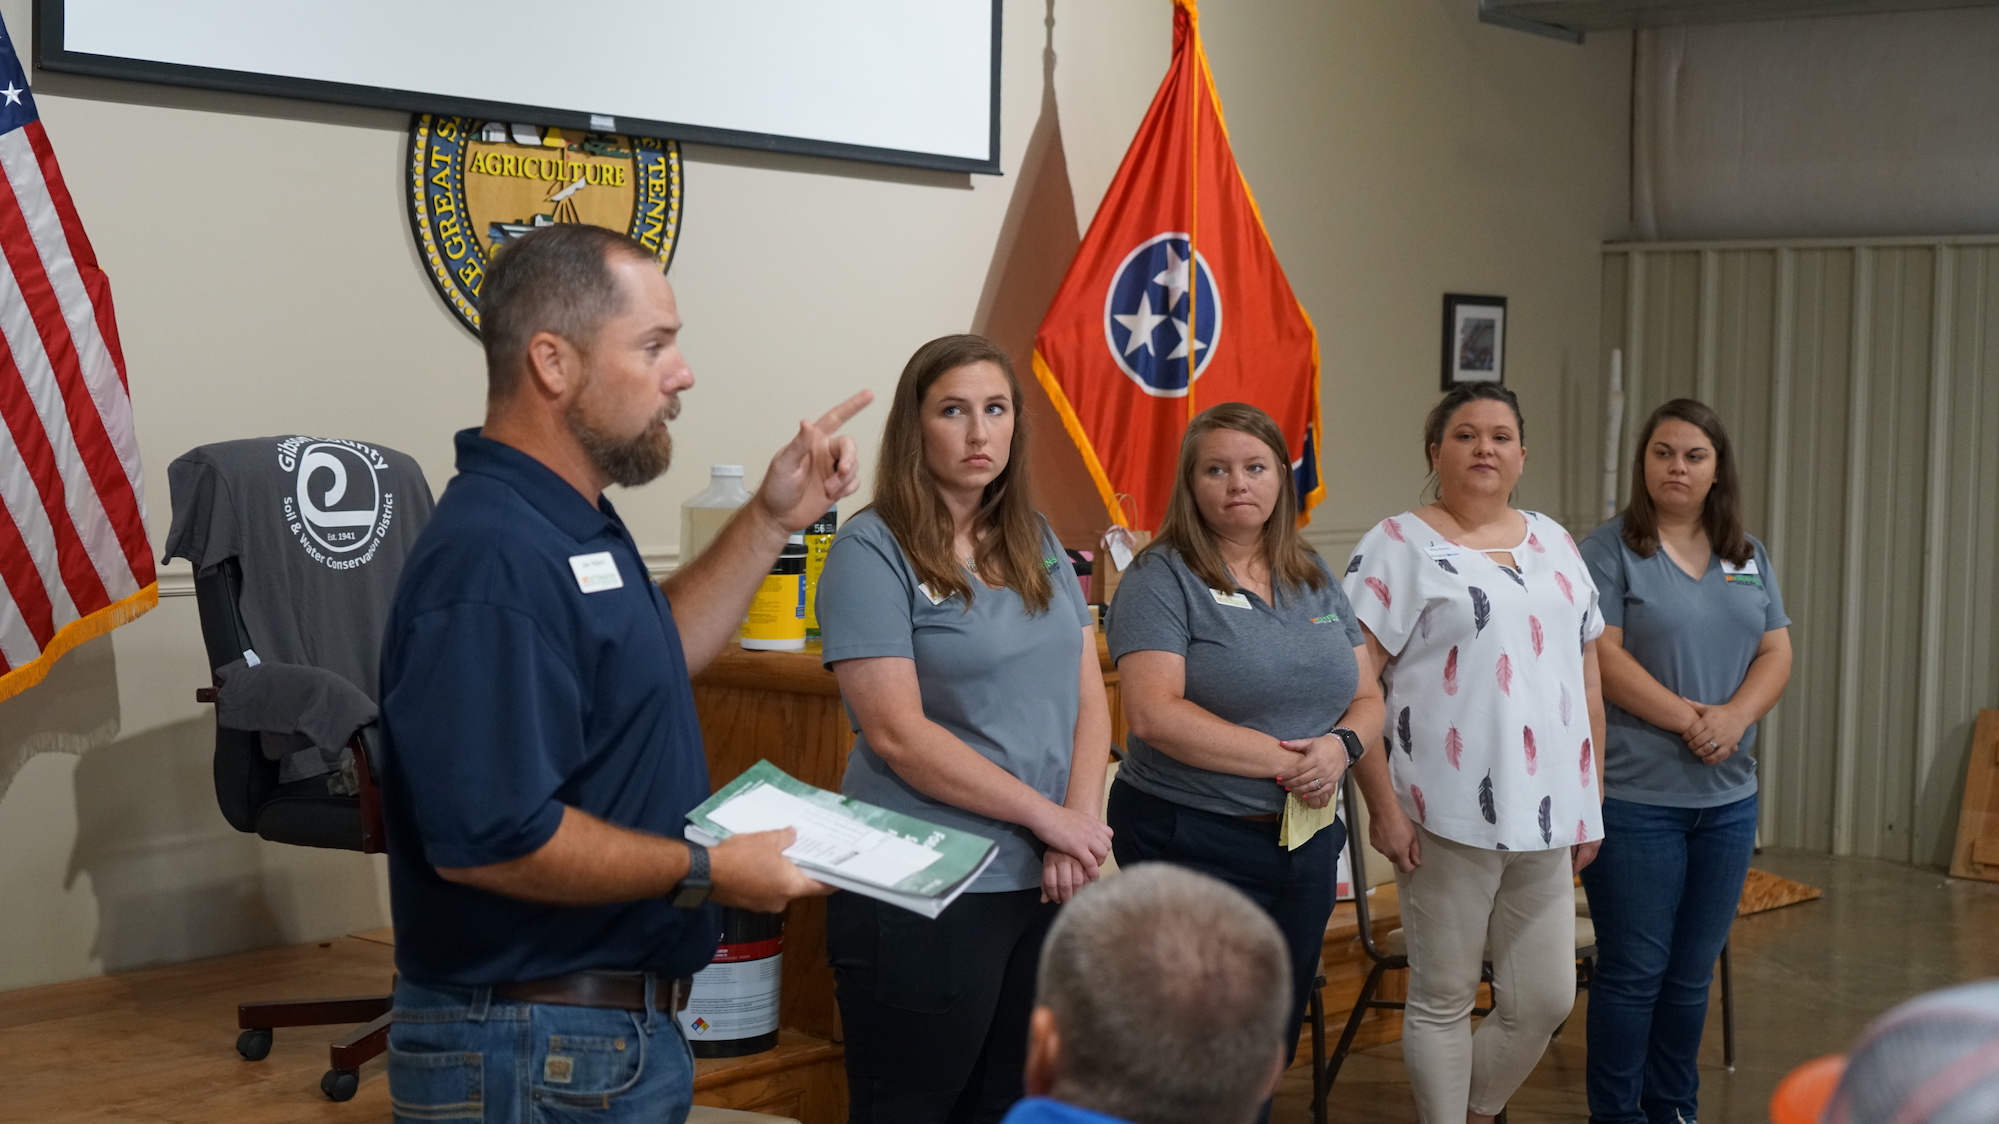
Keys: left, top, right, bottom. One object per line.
{"left": 1598, "top": 238, "right": 1999, "bottom": 863}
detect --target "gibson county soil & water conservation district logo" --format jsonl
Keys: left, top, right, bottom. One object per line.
{"left": 279, "top": 437, "right": 397, "bottom": 570}
{"left": 408, "top": 116, "right": 682, "bottom": 334}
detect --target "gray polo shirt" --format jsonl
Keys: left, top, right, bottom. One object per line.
{"left": 1108, "top": 545, "right": 1365, "bottom": 817}
{"left": 816, "top": 509, "right": 1092, "bottom": 894}
{"left": 1581, "top": 517, "right": 1790, "bottom": 809}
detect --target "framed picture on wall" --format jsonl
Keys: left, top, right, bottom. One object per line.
{"left": 1442, "top": 294, "right": 1507, "bottom": 390}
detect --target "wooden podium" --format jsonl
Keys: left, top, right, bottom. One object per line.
{"left": 686, "top": 639, "right": 1123, "bottom": 1121}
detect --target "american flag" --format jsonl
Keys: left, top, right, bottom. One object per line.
{"left": 0, "top": 17, "right": 154, "bottom": 702}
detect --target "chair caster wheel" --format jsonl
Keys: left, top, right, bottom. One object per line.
{"left": 235, "top": 1029, "right": 273, "bottom": 1061}
{"left": 321, "top": 1068, "right": 360, "bottom": 1102}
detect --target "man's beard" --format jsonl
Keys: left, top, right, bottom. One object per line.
{"left": 568, "top": 395, "right": 678, "bottom": 488}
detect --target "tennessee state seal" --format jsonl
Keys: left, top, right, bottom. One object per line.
{"left": 407, "top": 115, "right": 683, "bottom": 334}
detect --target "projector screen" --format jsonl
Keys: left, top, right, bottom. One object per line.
{"left": 34, "top": 0, "right": 1002, "bottom": 173}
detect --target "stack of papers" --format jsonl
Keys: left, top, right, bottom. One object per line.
{"left": 687, "top": 760, "right": 999, "bottom": 918}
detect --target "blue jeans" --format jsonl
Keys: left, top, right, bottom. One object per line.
{"left": 1578, "top": 795, "right": 1757, "bottom": 1124}
{"left": 387, "top": 976, "right": 696, "bottom": 1124}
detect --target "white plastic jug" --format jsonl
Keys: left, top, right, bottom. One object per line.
{"left": 679, "top": 465, "right": 752, "bottom": 567}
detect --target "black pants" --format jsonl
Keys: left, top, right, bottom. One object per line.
{"left": 827, "top": 887, "right": 1057, "bottom": 1124}
{"left": 1107, "top": 778, "right": 1342, "bottom": 1066}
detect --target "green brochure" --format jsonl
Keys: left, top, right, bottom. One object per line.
{"left": 686, "top": 760, "right": 999, "bottom": 918}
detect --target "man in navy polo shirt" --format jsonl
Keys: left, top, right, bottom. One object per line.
{"left": 378, "top": 223, "right": 870, "bottom": 1124}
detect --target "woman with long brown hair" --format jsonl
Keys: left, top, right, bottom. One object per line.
{"left": 1578, "top": 398, "right": 1792, "bottom": 1124}
{"left": 1108, "top": 401, "right": 1384, "bottom": 1084}
{"left": 815, "top": 334, "right": 1112, "bottom": 1124}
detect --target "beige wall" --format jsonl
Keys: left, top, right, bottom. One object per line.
{"left": 1198, "top": 3, "right": 1630, "bottom": 564}
{"left": 0, "top": 0, "right": 1629, "bottom": 990}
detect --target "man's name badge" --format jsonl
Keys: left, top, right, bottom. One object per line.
{"left": 569, "top": 551, "right": 625, "bottom": 594}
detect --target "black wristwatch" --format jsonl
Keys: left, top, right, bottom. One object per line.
{"left": 1331, "top": 726, "right": 1366, "bottom": 767}
{"left": 671, "top": 841, "right": 712, "bottom": 909}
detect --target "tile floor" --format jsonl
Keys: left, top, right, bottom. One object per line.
{"left": 1273, "top": 847, "right": 1999, "bottom": 1123}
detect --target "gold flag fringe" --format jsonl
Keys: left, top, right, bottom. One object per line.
{"left": 0, "top": 582, "right": 159, "bottom": 704}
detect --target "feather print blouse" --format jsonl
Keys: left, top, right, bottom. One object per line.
{"left": 1343, "top": 512, "right": 1605, "bottom": 852}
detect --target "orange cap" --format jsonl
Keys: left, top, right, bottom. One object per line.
{"left": 1770, "top": 1054, "right": 1846, "bottom": 1124}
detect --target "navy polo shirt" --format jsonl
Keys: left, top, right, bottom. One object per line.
{"left": 379, "top": 428, "right": 717, "bottom": 985}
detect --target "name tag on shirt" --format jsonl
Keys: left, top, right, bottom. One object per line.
{"left": 919, "top": 582, "right": 948, "bottom": 605}
{"left": 1211, "top": 589, "right": 1252, "bottom": 609}
{"left": 568, "top": 552, "right": 625, "bottom": 594}
{"left": 1425, "top": 542, "right": 1463, "bottom": 561}
{"left": 1721, "top": 558, "right": 1762, "bottom": 585}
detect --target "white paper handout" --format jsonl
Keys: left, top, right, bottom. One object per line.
{"left": 706, "top": 782, "right": 946, "bottom": 889}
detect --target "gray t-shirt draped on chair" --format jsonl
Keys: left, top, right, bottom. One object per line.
{"left": 1581, "top": 516, "right": 1790, "bottom": 809}
{"left": 815, "top": 509, "right": 1093, "bottom": 894}
{"left": 163, "top": 436, "right": 433, "bottom": 782}
{"left": 1108, "top": 544, "right": 1365, "bottom": 818}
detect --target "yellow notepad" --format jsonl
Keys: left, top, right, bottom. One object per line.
{"left": 1279, "top": 792, "right": 1341, "bottom": 850}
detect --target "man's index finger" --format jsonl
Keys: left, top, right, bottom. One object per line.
{"left": 812, "top": 389, "right": 876, "bottom": 434}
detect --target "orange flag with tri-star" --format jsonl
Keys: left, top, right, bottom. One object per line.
{"left": 1031, "top": 0, "right": 1321, "bottom": 533}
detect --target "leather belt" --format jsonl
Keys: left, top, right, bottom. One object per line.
{"left": 494, "top": 971, "right": 692, "bottom": 1013}
{"left": 1238, "top": 812, "right": 1280, "bottom": 823}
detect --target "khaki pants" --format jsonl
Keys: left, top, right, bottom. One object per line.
{"left": 1395, "top": 827, "right": 1579, "bottom": 1121}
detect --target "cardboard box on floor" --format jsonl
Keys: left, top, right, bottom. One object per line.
{"left": 1949, "top": 710, "right": 1999, "bottom": 882}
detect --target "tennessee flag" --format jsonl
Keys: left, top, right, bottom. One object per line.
{"left": 1032, "top": 0, "right": 1321, "bottom": 533}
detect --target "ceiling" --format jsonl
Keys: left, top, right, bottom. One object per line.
{"left": 1481, "top": 0, "right": 1999, "bottom": 39}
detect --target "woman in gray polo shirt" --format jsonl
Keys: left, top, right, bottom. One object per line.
{"left": 1108, "top": 402, "right": 1384, "bottom": 1079}
{"left": 1579, "top": 398, "right": 1793, "bottom": 1124}
{"left": 816, "top": 334, "right": 1112, "bottom": 1124}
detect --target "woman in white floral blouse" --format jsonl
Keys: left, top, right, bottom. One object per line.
{"left": 1342, "top": 383, "right": 1607, "bottom": 1124}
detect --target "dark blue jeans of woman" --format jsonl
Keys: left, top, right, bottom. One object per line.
{"left": 1578, "top": 794, "right": 1758, "bottom": 1124}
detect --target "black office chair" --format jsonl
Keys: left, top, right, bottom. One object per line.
{"left": 168, "top": 435, "right": 433, "bottom": 1102}
{"left": 1306, "top": 774, "right": 1596, "bottom": 1124}
{"left": 191, "top": 555, "right": 392, "bottom": 1102}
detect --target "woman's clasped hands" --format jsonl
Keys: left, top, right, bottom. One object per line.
{"left": 1032, "top": 802, "right": 1113, "bottom": 904}
{"left": 1682, "top": 698, "right": 1748, "bottom": 764}
{"left": 1275, "top": 733, "right": 1347, "bottom": 810}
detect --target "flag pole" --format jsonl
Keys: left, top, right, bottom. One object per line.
{"left": 1182, "top": 0, "right": 1199, "bottom": 423}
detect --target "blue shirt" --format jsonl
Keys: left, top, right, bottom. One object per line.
{"left": 1000, "top": 1098, "right": 1131, "bottom": 1124}
{"left": 1581, "top": 517, "right": 1790, "bottom": 808}
{"left": 379, "top": 429, "right": 718, "bottom": 985}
